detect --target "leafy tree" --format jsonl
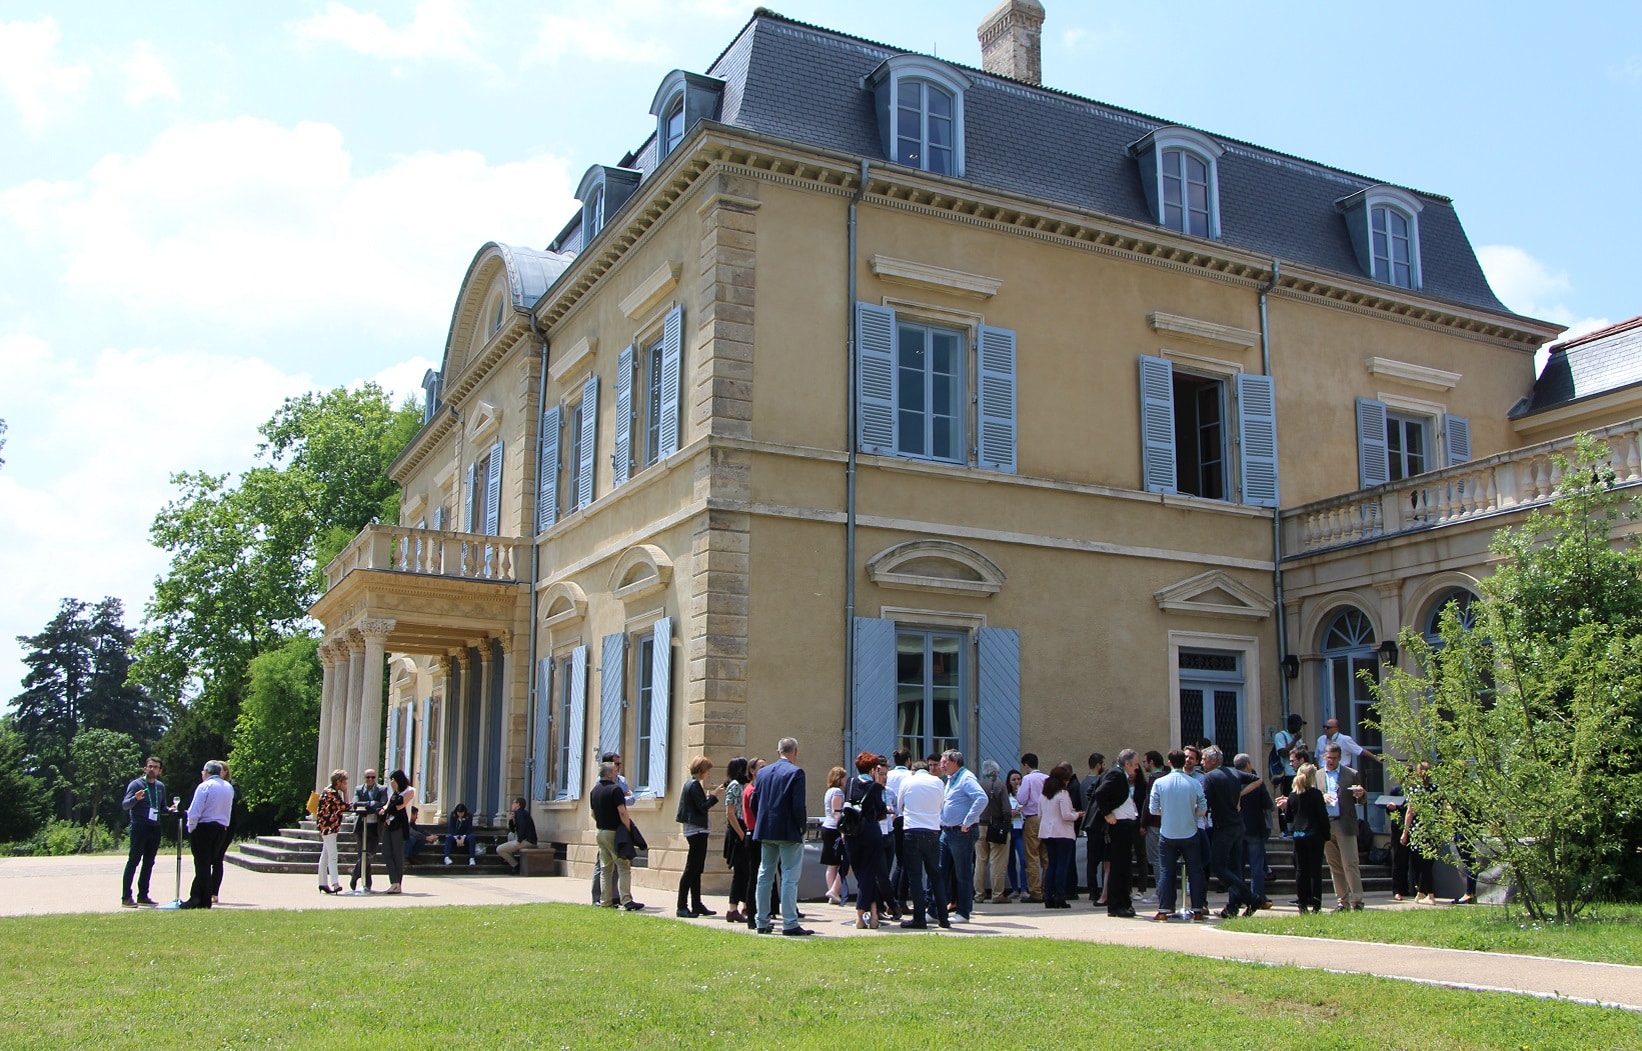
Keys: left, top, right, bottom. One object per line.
{"left": 1374, "top": 435, "right": 1642, "bottom": 920}
{"left": 229, "top": 636, "right": 321, "bottom": 826}
{"left": 134, "top": 385, "right": 420, "bottom": 740}
{"left": 0, "top": 721, "right": 49, "bottom": 842}
{"left": 10, "top": 598, "right": 158, "bottom": 818}
{"left": 70, "top": 727, "right": 142, "bottom": 847}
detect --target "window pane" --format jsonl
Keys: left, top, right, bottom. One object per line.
{"left": 928, "top": 113, "right": 951, "bottom": 149}
{"left": 1162, "top": 172, "right": 1182, "bottom": 207}
{"left": 1186, "top": 154, "right": 1207, "bottom": 183}
{"left": 1180, "top": 688, "right": 1205, "bottom": 746}
{"left": 926, "top": 84, "right": 951, "bottom": 118}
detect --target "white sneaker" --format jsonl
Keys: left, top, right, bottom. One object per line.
{"left": 468, "top": 858, "right": 477, "bottom": 867}
{"left": 1138, "top": 894, "right": 1156, "bottom": 904}
{"left": 443, "top": 857, "right": 452, "bottom": 866}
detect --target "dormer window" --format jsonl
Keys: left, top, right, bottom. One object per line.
{"left": 649, "top": 70, "right": 726, "bottom": 165}
{"left": 1129, "top": 127, "right": 1224, "bottom": 240}
{"left": 575, "top": 165, "right": 642, "bottom": 248}
{"left": 489, "top": 291, "right": 507, "bottom": 336}
{"left": 867, "top": 55, "right": 969, "bottom": 178}
{"left": 1337, "top": 185, "right": 1424, "bottom": 291}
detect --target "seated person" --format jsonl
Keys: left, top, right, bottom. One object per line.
{"left": 403, "top": 806, "right": 439, "bottom": 863}
{"left": 497, "top": 796, "right": 538, "bottom": 873}
{"left": 445, "top": 803, "right": 477, "bottom": 866}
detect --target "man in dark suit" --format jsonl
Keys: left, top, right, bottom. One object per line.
{"left": 752, "top": 737, "right": 810, "bottom": 936}
{"left": 1319, "top": 743, "right": 1366, "bottom": 911}
{"left": 1089, "top": 749, "right": 1141, "bottom": 917}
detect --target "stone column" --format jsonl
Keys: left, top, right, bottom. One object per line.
{"left": 339, "top": 631, "right": 366, "bottom": 779}
{"left": 475, "top": 639, "right": 496, "bottom": 820}
{"left": 447, "top": 649, "right": 470, "bottom": 815}
{"left": 315, "top": 641, "right": 338, "bottom": 789}
{"left": 355, "top": 619, "right": 396, "bottom": 778}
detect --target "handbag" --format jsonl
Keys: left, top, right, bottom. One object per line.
{"left": 986, "top": 821, "right": 1009, "bottom": 844}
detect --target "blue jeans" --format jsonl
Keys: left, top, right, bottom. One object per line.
{"left": 755, "top": 839, "right": 804, "bottom": 931}
{"left": 939, "top": 826, "right": 978, "bottom": 918}
{"left": 1045, "top": 837, "right": 1075, "bottom": 903}
{"left": 902, "top": 829, "right": 945, "bottom": 924}
{"left": 1245, "top": 837, "right": 1268, "bottom": 900}
{"left": 1008, "top": 828, "right": 1025, "bottom": 891}
{"left": 1158, "top": 834, "right": 1206, "bottom": 912}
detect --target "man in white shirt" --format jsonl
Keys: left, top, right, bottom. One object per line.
{"left": 182, "top": 761, "right": 234, "bottom": 909}
{"left": 885, "top": 748, "right": 913, "bottom": 911}
{"left": 1316, "top": 718, "right": 1380, "bottom": 769}
{"left": 897, "top": 761, "right": 948, "bottom": 929}
{"left": 1016, "top": 753, "right": 1049, "bottom": 902}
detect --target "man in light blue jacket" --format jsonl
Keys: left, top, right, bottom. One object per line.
{"left": 1148, "top": 748, "right": 1208, "bottom": 921}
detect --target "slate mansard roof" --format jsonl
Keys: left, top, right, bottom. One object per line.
{"left": 1523, "top": 316, "right": 1642, "bottom": 415}
{"left": 556, "top": 9, "right": 1510, "bottom": 317}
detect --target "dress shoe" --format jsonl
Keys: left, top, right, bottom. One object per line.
{"left": 1241, "top": 902, "right": 1259, "bottom": 918}
{"left": 135, "top": 897, "right": 158, "bottom": 906}
{"left": 693, "top": 905, "right": 716, "bottom": 916}
{"left": 1109, "top": 908, "right": 1137, "bottom": 918}
{"left": 1333, "top": 904, "right": 1350, "bottom": 913}
{"left": 724, "top": 910, "right": 744, "bottom": 923}
{"left": 1256, "top": 899, "right": 1274, "bottom": 910}
{"left": 622, "top": 901, "right": 646, "bottom": 911}
{"left": 1352, "top": 901, "right": 1364, "bottom": 911}
{"left": 1191, "top": 909, "right": 1209, "bottom": 921}
{"left": 756, "top": 926, "right": 773, "bottom": 934}
{"left": 1023, "top": 896, "right": 1043, "bottom": 904}
{"left": 1152, "top": 911, "right": 1170, "bottom": 922}
{"left": 936, "top": 918, "right": 951, "bottom": 928}
{"left": 781, "top": 926, "right": 814, "bottom": 937}
{"left": 120, "top": 898, "right": 136, "bottom": 909}
{"left": 318, "top": 886, "right": 334, "bottom": 895}
{"left": 899, "top": 919, "right": 929, "bottom": 929}
{"left": 677, "top": 908, "right": 695, "bottom": 918}
{"left": 992, "top": 893, "right": 1013, "bottom": 904}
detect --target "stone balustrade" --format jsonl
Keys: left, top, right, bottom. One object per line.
{"left": 323, "top": 524, "right": 523, "bottom": 589}
{"left": 1283, "top": 421, "right": 1642, "bottom": 555}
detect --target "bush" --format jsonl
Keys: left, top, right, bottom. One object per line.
{"left": 33, "top": 819, "right": 122, "bottom": 856}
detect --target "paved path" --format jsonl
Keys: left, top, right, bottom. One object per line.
{"left": 6, "top": 854, "right": 1638, "bottom": 1011}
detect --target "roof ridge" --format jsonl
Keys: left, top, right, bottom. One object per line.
{"left": 1549, "top": 315, "right": 1642, "bottom": 355}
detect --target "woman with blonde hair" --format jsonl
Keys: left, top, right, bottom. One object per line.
{"left": 1280, "top": 763, "right": 1329, "bottom": 913}
{"left": 315, "top": 769, "right": 348, "bottom": 894}
{"left": 820, "top": 766, "right": 848, "bottom": 905}
{"left": 675, "top": 754, "right": 722, "bottom": 917}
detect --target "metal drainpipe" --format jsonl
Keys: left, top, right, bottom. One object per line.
{"left": 1257, "top": 259, "right": 1291, "bottom": 722}
{"left": 843, "top": 159, "right": 869, "bottom": 768}
{"left": 523, "top": 310, "right": 550, "bottom": 803}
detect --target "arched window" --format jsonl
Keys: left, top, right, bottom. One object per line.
{"left": 489, "top": 291, "right": 507, "bottom": 336}
{"left": 1336, "top": 185, "right": 1423, "bottom": 290}
{"left": 867, "top": 55, "right": 969, "bottom": 178}
{"left": 1371, "top": 204, "right": 1416, "bottom": 288}
{"left": 1128, "top": 127, "right": 1223, "bottom": 240}
{"left": 1161, "top": 148, "right": 1211, "bottom": 238}
{"left": 1319, "top": 606, "right": 1383, "bottom": 791}
{"left": 663, "top": 97, "right": 685, "bottom": 156}
{"left": 1422, "top": 588, "right": 1478, "bottom": 642}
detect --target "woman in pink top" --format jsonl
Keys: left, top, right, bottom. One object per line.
{"left": 1039, "top": 762, "right": 1083, "bottom": 909}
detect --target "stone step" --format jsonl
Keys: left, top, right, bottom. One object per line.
{"left": 225, "top": 848, "right": 517, "bottom": 876}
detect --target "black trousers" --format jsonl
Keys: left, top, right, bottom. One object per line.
{"left": 1104, "top": 820, "right": 1137, "bottom": 913}
{"left": 1294, "top": 834, "right": 1326, "bottom": 908}
{"left": 123, "top": 823, "right": 162, "bottom": 900}
{"left": 1209, "top": 825, "right": 1254, "bottom": 908}
{"left": 727, "top": 834, "right": 753, "bottom": 907}
{"left": 351, "top": 822, "right": 381, "bottom": 888}
{"left": 187, "top": 822, "right": 227, "bottom": 907}
{"left": 678, "top": 832, "right": 709, "bottom": 909}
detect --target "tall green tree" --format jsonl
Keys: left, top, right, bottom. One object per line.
{"left": 0, "top": 721, "right": 49, "bottom": 842}
{"left": 10, "top": 598, "right": 158, "bottom": 818}
{"left": 133, "top": 384, "right": 420, "bottom": 739}
{"left": 70, "top": 727, "right": 142, "bottom": 845}
{"left": 229, "top": 636, "right": 321, "bottom": 825}
{"left": 1374, "top": 435, "right": 1642, "bottom": 920}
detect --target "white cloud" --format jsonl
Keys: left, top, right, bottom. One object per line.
{"left": 0, "top": 332, "right": 314, "bottom": 700}
{"left": 123, "top": 41, "right": 179, "bottom": 106}
{"left": 296, "top": 0, "right": 485, "bottom": 65}
{"left": 0, "top": 17, "right": 90, "bottom": 132}
{"left": 0, "top": 117, "right": 575, "bottom": 337}
{"left": 370, "top": 355, "right": 440, "bottom": 407}
{"left": 1478, "top": 243, "right": 1609, "bottom": 336}
{"left": 525, "top": 3, "right": 676, "bottom": 65}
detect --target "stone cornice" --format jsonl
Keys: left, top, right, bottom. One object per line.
{"left": 1148, "top": 311, "right": 1258, "bottom": 350}
{"left": 1365, "top": 356, "right": 1462, "bottom": 391}
{"left": 869, "top": 254, "right": 1002, "bottom": 299}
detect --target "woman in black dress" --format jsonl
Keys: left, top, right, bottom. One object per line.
{"left": 1281, "top": 763, "right": 1329, "bottom": 913}
{"left": 843, "top": 751, "right": 889, "bottom": 929}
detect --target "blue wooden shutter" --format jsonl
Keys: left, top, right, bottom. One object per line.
{"left": 1357, "top": 397, "right": 1389, "bottom": 488}
{"left": 647, "top": 617, "right": 672, "bottom": 797}
{"left": 578, "top": 373, "right": 599, "bottom": 509}
{"left": 484, "top": 439, "right": 503, "bottom": 535}
{"left": 565, "top": 645, "right": 588, "bottom": 799}
{"left": 599, "top": 632, "right": 625, "bottom": 758}
{"left": 537, "top": 406, "right": 559, "bottom": 531}
{"left": 613, "top": 345, "right": 633, "bottom": 487}
{"left": 533, "top": 658, "right": 551, "bottom": 800}
{"left": 432, "top": 505, "right": 443, "bottom": 531}
{"left": 463, "top": 463, "right": 476, "bottom": 531}
{"left": 977, "top": 627, "right": 1021, "bottom": 776}
{"left": 416, "top": 697, "right": 430, "bottom": 793}
{"left": 1237, "top": 373, "right": 1279, "bottom": 507}
{"left": 851, "top": 618, "right": 897, "bottom": 759}
{"left": 659, "top": 303, "right": 683, "bottom": 460}
{"left": 1444, "top": 414, "right": 1471, "bottom": 466}
{"left": 856, "top": 302, "right": 897, "bottom": 454}
{"left": 1139, "top": 355, "right": 1176, "bottom": 494}
{"left": 976, "top": 324, "right": 1017, "bottom": 473}
{"left": 386, "top": 709, "right": 400, "bottom": 781}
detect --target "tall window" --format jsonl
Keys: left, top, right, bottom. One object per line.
{"left": 896, "top": 78, "right": 954, "bottom": 175}
{"left": 586, "top": 186, "right": 605, "bottom": 239}
{"left": 1371, "top": 205, "right": 1414, "bottom": 288}
{"left": 556, "top": 658, "right": 575, "bottom": 795}
{"left": 1320, "top": 608, "right": 1383, "bottom": 793}
{"left": 663, "top": 99, "right": 685, "bottom": 156}
{"left": 633, "top": 634, "right": 657, "bottom": 792}
{"left": 643, "top": 334, "right": 666, "bottom": 466}
{"left": 1178, "top": 649, "right": 1243, "bottom": 754}
{"left": 896, "top": 629, "right": 965, "bottom": 759}
{"left": 1172, "top": 371, "right": 1226, "bottom": 500}
{"left": 1161, "top": 148, "right": 1211, "bottom": 238}
{"left": 1385, "top": 412, "right": 1428, "bottom": 481}
{"left": 896, "top": 321, "right": 964, "bottom": 462}
{"left": 469, "top": 452, "right": 492, "bottom": 533}
{"left": 565, "top": 401, "right": 585, "bottom": 516}
{"left": 424, "top": 697, "right": 441, "bottom": 804}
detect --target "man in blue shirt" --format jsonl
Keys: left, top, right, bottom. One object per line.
{"left": 181, "top": 760, "right": 235, "bottom": 909}
{"left": 1147, "top": 749, "right": 1208, "bottom": 921}
{"left": 937, "top": 749, "right": 988, "bottom": 922}
{"left": 120, "top": 756, "right": 169, "bottom": 907}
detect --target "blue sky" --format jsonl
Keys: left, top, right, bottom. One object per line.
{"left": 2, "top": 0, "right": 1638, "bottom": 700}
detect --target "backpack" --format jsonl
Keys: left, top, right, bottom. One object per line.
{"left": 1267, "top": 743, "right": 1285, "bottom": 780}
{"left": 838, "top": 778, "right": 868, "bottom": 837}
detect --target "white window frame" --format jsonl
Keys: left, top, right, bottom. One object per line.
{"left": 1165, "top": 630, "right": 1260, "bottom": 760}
{"left": 1371, "top": 204, "right": 1416, "bottom": 289}
{"left": 1131, "top": 127, "right": 1224, "bottom": 240}
{"left": 662, "top": 95, "right": 685, "bottom": 157}
{"left": 869, "top": 56, "right": 969, "bottom": 178}
{"left": 1384, "top": 410, "right": 1430, "bottom": 482}
{"left": 1351, "top": 186, "right": 1424, "bottom": 290}
{"left": 564, "top": 397, "right": 586, "bottom": 517}
{"left": 894, "top": 316, "right": 967, "bottom": 465}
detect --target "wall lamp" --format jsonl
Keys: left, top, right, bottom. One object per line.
{"left": 1281, "top": 654, "right": 1300, "bottom": 680}
{"left": 1377, "top": 639, "right": 1399, "bottom": 666}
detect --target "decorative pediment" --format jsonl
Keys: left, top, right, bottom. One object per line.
{"left": 1154, "top": 570, "right": 1274, "bottom": 620}
{"left": 867, "top": 540, "right": 1004, "bottom": 597}
{"left": 465, "top": 400, "right": 501, "bottom": 445}
{"left": 609, "top": 544, "right": 674, "bottom": 603}
{"left": 542, "top": 581, "right": 589, "bottom": 631}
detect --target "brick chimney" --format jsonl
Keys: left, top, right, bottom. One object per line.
{"left": 978, "top": 0, "right": 1046, "bottom": 85}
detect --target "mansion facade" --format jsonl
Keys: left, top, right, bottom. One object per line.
{"left": 308, "top": 3, "right": 1636, "bottom": 885}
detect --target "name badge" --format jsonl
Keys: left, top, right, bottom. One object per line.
{"left": 149, "top": 807, "right": 159, "bottom": 822}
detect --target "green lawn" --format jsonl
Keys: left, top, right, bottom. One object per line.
{"left": 3, "top": 905, "right": 1638, "bottom": 1050}
{"left": 1222, "top": 902, "right": 1642, "bottom": 967}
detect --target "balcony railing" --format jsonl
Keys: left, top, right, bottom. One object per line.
{"left": 1282, "top": 419, "right": 1642, "bottom": 556}
{"left": 323, "top": 524, "right": 524, "bottom": 590}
